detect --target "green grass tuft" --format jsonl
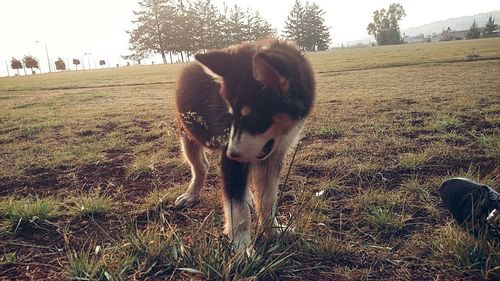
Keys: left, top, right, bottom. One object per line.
{"left": 431, "top": 115, "right": 462, "bottom": 132}
{"left": 127, "top": 154, "right": 157, "bottom": 179}
{"left": 0, "top": 252, "right": 17, "bottom": 265}
{"left": 0, "top": 197, "right": 58, "bottom": 232}
{"left": 429, "top": 224, "right": 500, "bottom": 272}
{"left": 366, "top": 207, "right": 406, "bottom": 233}
{"left": 67, "top": 248, "right": 109, "bottom": 281}
{"left": 124, "top": 223, "right": 179, "bottom": 276}
{"left": 66, "top": 189, "right": 113, "bottom": 217}
{"left": 398, "top": 152, "right": 431, "bottom": 169}
{"left": 316, "top": 126, "right": 344, "bottom": 139}
{"left": 476, "top": 134, "right": 500, "bottom": 159}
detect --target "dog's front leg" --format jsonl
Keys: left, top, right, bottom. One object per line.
{"left": 251, "top": 150, "right": 286, "bottom": 236}
{"left": 221, "top": 151, "right": 252, "bottom": 252}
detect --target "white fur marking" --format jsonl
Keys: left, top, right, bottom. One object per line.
{"left": 223, "top": 194, "right": 252, "bottom": 252}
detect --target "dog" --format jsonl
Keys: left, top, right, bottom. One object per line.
{"left": 174, "top": 39, "right": 315, "bottom": 251}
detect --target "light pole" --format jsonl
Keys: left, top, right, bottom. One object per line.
{"left": 5, "top": 60, "right": 10, "bottom": 77}
{"left": 84, "top": 52, "right": 92, "bottom": 70}
{"left": 35, "top": 41, "right": 52, "bottom": 73}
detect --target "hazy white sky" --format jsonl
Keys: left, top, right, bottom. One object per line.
{"left": 0, "top": 0, "right": 498, "bottom": 76}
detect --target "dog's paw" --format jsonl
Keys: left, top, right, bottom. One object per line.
{"left": 263, "top": 222, "right": 294, "bottom": 238}
{"left": 232, "top": 233, "right": 252, "bottom": 254}
{"left": 174, "top": 192, "right": 199, "bottom": 208}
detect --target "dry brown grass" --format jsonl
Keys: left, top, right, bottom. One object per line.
{"left": 0, "top": 38, "right": 499, "bottom": 280}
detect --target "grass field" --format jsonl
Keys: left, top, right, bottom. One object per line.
{"left": 1, "top": 38, "right": 499, "bottom": 280}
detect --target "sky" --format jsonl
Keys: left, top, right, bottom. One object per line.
{"left": 0, "top": 0, "right": 499, "bottom": 77}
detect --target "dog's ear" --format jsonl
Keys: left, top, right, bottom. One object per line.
{"left": 195, "top": 50, "right": 231, "bottom": 77}
{"left": 253, "top": 53, "right": 290, "bottom": 92}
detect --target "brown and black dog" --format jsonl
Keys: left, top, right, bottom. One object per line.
{"left": 174, "top": 39, "right": 315, "bottom": 251}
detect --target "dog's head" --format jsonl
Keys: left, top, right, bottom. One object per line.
{"left": 195, "top": 40, "right": 315, "bottom": 162}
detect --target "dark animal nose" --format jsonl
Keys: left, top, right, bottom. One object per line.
{"left": 229, "top": 151, "right": 240, "bottom": 159}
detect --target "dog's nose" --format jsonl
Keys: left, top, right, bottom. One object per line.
{"left": 227, "top": 150, "right": 241, "bottom": 160}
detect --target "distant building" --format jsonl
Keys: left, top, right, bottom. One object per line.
{"left": 440, "top": 27, "right": 468, "bottom": 41}
{"left": 403, "top": 34, "right": 430, "bottom": 44}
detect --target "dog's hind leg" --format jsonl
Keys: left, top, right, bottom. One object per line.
{"left": 175, "top": 134, "right": 209, "bottom": 208}
{"left": 221, "top": 152, "right": 252, "bottom": 252}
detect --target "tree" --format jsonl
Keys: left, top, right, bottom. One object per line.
{"left": 367, "top": 3, "right": 406, "bottom": 45}
{"left": 10, "top": 58, "right": 22, "bottom": 75}
{"left": 483, "top": 15, "right": 498, "bottom": 37}
{"left": 283, "top": 1, "right": 330, "bottom": 51}
{"left": 226, "top": 4, "right": 246, "bottom": 45}
{"left": 129, "top": 0, "right": 171, "bottom": 64}
{"left": 190, "top": 0, "right": 221, "bottom": 50}
{"left": 73, "top": 59, "right": 81, "bottom": 70}
{"left": 55, "top": 57, "right": 66, "bottom": 70}
{"left": 283, "top": 0, "right": 305, "bottom": 48}
{"left": 242, "top": 10, "right": 274, "bottom": 42}
{"left": 173, "top": 0, "right": 197, "bottom": 62}
{"left": 22, "top": 55, "right": 39, "bottom": 74}
{"left": 302, "top": 2, "right": 330, "bottom": 51}
{"left": 127, "top": 0, "right": 275, "bottom": 60}
{"left": 466, "top": 20, "right": 481, "bottom": 39}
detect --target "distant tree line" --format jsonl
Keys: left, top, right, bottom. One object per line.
{"left": 466, "top": 16, "right": 499, "bottom": 39}
{"left": 125, "top": 0, "right": 331, "bottom": 64}
{"left": 10, "top": 55, "right": 39, "bottom": 75}
{"left": 125, "top": 0, "right": 274, "bottom": 64}
{"left": 9, "top": 55, "right": 108, "bottom": 75}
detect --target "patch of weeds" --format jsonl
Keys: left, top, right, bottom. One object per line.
{"left": 358, "top": 190, "right": 408, "bottom": 234}
{"left": 440, "top": 131, "right": 467, "bottom": 144}
{"left": 142, "top": 186, "right": 185, "bottom": 212}
{"left": 54, "top": 137, "right": 106, "bottom": 165}
{"left": 0, "top": 252, "right": 17, "bottom": 265}
{"left": 105, "top": 131, "right": 127, "bottom": 151}
{"left": 16, "top": 119, "right": 64, "bottom": 139}
{"left": 398, "top": 152, "right": 431, "bottom": 169}
{"left": 476, "top": 134, "right": 500, "bottom": 159}
{"left": 67, "top": 244, "right": 135, "bottom": 281}
{"left": 485, "top": 113, "right": 500, "bottom": 127}
{"left": 290, "top": 187, "right": 331, "bottom": 233}
{"left": 124, "top": 223, "right": 179, "bottom": 276}
{"left": 181, "top": 229, "right": 295, "bottom": 280}
{"left": 287, "top": 233, "right": 354, "bottom": 264}
{"left": 431, "top": 115, "right": 461, "bottom": 132}
{"left": 429, "top": 224, "right": 499, "bottom": 272}
{"left": 67, "top": 247, "right": 109, "bottom": 280}
{"left": 0, "top": 197, "right": 58, "bottom": 232}
{"left": 447, "top": 165, "right": 499, "bottom": 188}
{"left": 315, "top": 127, "right": 344, "bottom": 140}
{"left": 401, "top": 177, "right": 432, "bottom": 202}
{"left": 466, "top": 49, "right": 481, "bottom": 61}
{"left": 366, "top": 207, "right": 406, "bottom": 233}
{"left": 143, "top": 129, "right": 163, "bottom": 142}
{"left": 67, "top": 189, "right": 113, "bottom": 218}
{"left": 359, "top": 190, "right": 404, "bottom": 211}
{"left": 398, "top": 143, "right": 452, "bottom": 170}
{"left": 127, "top": 154, "right": 156, "bottom": 179}
{"left": 356, "top": 161, "right": 381, "bottom": 174}
{"left": 142, "top": 189, "right": 169, "bottom": 212}
{"left": 133, "top": 143, "right": 155, "bottom": 154}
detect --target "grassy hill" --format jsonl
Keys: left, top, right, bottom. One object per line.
{"left": 404, "top": 10, "right": 500, "bottom": 35}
